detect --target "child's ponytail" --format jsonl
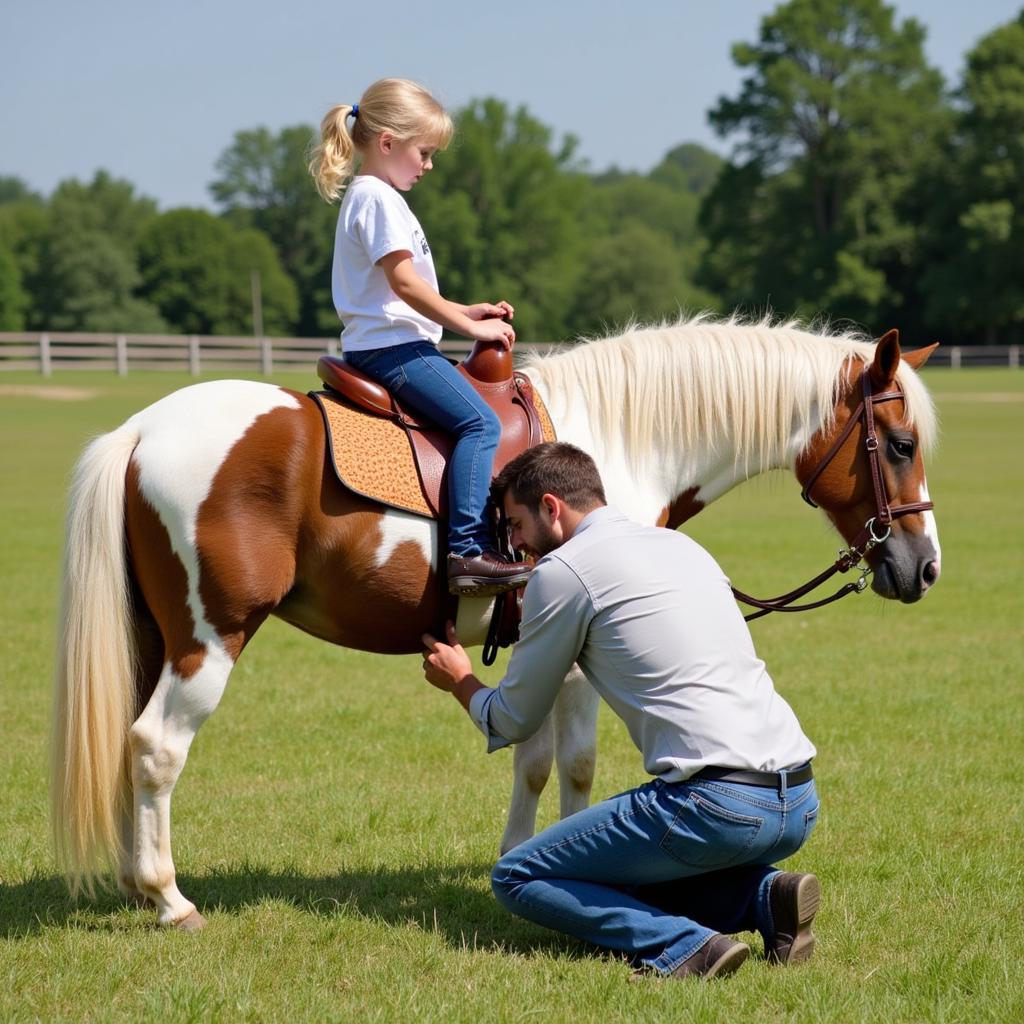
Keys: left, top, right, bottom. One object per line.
{"left": 309, "top": 104, "right": 357, "bottom": 203}
{"left": 310, "top": 80, "right": 454, "bottom": 203}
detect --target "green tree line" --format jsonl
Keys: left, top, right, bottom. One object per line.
{"left": 1, "top": 0, "right": 1021, "bottom": 345}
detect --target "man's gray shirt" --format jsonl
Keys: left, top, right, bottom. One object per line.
{"left": 469, "top": 506, "right": 816, "bottom": 781}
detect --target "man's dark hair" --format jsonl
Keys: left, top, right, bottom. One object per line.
{"left": 492, "top": 442, "right": 607, "bottom": 512}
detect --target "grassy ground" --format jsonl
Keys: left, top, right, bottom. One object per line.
{"left": 1, "top": 367, "right": 1022, "bottom": 1022}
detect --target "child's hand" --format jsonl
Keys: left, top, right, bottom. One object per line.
{"left": 471, "top": 317, "right": 516, "bottom": 349}
{"left": 465, "top": 300, "right": 515, "bottom": 322}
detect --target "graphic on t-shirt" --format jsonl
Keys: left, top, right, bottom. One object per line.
{"left": 413, "top": 229, "right": 430, "bottom": 256}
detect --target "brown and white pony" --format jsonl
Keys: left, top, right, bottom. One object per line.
{"left": 52, "top": 317, "right": 939, "bottom": 929}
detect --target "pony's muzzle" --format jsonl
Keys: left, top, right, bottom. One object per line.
{"left": 871, "top": 541, "right": 940, "bottom": 602}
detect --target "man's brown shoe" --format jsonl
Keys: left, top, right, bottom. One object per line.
{"left": 670, "top": 934, "right": 749, "bottom": 980}
{"left": 447, "top": 551, "right": 532, "bottom": 596}
{"left": 763, "top": 871, "right": 820, "bottom": 965}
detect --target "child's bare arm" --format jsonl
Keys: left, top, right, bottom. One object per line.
{"left": 380, "top": 252, "right": 515, "bottom": 347}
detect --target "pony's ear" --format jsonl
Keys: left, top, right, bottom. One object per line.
{"left": 870, "top": 329, "right": 901, "bottom": 387}
{"left": 902, "top": 342, "right": 940, "bottom": 371}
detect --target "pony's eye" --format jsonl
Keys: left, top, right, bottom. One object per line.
{"left": 889, "top": 436, "right": 915, "bottom": 460}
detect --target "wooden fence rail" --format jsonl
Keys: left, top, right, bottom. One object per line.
{"left": 0, "top": 332, "right": 485, "bottom": 375}
{"left": 0, "top": 332, "right": 1018, "bottom": 374}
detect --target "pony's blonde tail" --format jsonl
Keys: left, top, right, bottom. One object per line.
{"left": 52, "top": 425, "right": 140, "bottom": 897}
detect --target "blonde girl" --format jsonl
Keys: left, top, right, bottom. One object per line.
{"left": 310, "top": 78, "right": 531, "bottom": 595}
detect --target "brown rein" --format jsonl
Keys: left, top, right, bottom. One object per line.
{"left": 734, "top": 366, "right": 935, "bottom": 621}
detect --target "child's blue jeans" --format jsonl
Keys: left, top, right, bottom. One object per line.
{"left": 345, "top": 341, "right": 501, "bottom": 556}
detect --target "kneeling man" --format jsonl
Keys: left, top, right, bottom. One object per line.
{"left": 423, "top": 442, "right": 820, "bottom": 980}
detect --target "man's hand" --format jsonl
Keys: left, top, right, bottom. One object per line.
{"left": 422, "top": 622, "right": 487, "bottom": 711}
{"left": 422, "top": 621, "right": 474, "bottom": 691}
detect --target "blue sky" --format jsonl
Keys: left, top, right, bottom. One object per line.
{"left": 3, "top": 1, "right": 1020, "bottom": 210}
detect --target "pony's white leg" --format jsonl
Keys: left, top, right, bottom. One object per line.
{"left": 117, "top": 801, "right": 148, "bottom": 907}
{"left": 553, "top": 667, "right": 600, "bottom": 820}
{"left": 500, "top": 714, "right": 554, "bottom": 855}
{"left": 128, "top": 642, "right": 233, "bottom": 929}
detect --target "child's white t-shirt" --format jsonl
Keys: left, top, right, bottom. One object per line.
{"left": 332, "top": 175, "right": 443, "bottom": 352}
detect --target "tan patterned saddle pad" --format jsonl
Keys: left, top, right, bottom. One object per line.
{"left": 309, "top": 342, "right": 556, "bottom": 519}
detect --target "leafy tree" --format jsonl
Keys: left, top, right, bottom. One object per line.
{"left": 137, "top": 209, "right": 298, "bottom": 335}
{"left": 0, "top": 180, "right": 46, "bottom": 329}
{"left": 45, "top": 230, "right": 167, "bottom": 332}
{"left": 27, "top": 172, "right": 166, "bottom": 332}
{"left": 210, "top": 126, "right": 335, "bottom": 335}
{"left": 572, "top": 171, "right": 722, "bottom": 333}
{"left": 589, "top": 174, "right": 702, "bottom": 253}
{"left": 0, "top": 177, "right": 42, "bottom": 206}
{"left": 700, "top": 0, "right": 948, "bottom": 327}
{"left": 567, "top": 223, "right": 716, "bottom": 335}
{"left": 919, "top": 13, "right": 1024, "bottom": 342}
{"left": 649, "top": 143, "right": 724, "bottom": 197}
{"left": 48, "top": 171, "right": 158, "bottom": 247}
{"left": 0, "top": 243, "right": 29, "bottom": 329}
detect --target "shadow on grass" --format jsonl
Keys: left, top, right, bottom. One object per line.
{"left": 1, "top": 862, "right": 586, "bottom": 960}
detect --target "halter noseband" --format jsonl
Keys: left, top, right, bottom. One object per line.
{"left": 733, "top": 365, "right": 934, "bottom": 621}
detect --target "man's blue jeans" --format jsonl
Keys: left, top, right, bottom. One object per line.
{"left": 491, "top": 773, "right": 819, "bottom": 973}
{"left": 345, "top": 341, "right": 501, "bottom": 556}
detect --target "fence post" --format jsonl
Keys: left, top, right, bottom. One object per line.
{"left": 327, "top": 339, "right": 340, "bottom": 357}
{"left": 1010, "top": 345, "right": 1020, "bottom": 369}
{"left": 189, "top": 336, "right": 200, "bottom": 376}
{"left": 261, "top": 338, "right": 272, "bottom": 376}
{"left": 116, "top": 335, "right": 128, "bottom": 376}
{"left": 950, "top": 346, "right": 961, "bottom": 370}
{"left": 40, "top": 333, "right": 51, "bottom": 377}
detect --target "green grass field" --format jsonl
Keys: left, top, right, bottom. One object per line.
{"left": 1, "top": 368, "right": 1022, "bottom": 1023}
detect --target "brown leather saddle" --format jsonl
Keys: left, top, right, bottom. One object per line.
{"left": 309, "top": 340, "right": 555, "bottom": 520}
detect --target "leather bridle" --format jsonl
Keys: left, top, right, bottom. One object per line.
{"left": 733, "top": 365, "right": 935, "bottom": 621}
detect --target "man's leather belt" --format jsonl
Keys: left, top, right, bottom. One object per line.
{"left": 691, "top": 763, "right": 814, "bottom": 788}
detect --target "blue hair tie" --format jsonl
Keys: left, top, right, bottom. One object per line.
{"left": 350, "top": 103, "right": 359, "bottom": 119}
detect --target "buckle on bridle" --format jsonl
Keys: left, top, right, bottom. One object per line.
{"left": 837, "top": 515, "right": 892, "bottom": 576}
{"left": 853, "top": 564, "right": 871, "bottom": 592}
{"left": 866, "top": 517, "right": 891, "bottom": 546}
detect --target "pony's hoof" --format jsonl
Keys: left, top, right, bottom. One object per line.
{"left": 174, "top": 908, "right": 207, "bottom": 932}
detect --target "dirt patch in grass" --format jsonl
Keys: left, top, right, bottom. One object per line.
{"left": 0, "top": 384, "right": 99, "bottom": 401}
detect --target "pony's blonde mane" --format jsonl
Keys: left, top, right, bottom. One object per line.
{"left": 523, "top": 314, "right": 937, "bottom": 473}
